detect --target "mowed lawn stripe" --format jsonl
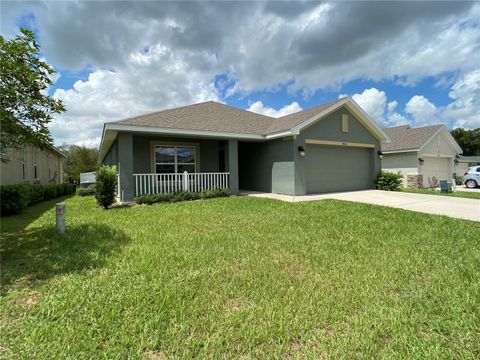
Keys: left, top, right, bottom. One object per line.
{"left": 1, "top": 196, "right": 479, "bottom": 359}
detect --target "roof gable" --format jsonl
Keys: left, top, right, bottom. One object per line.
{"left": 382, "top": 124, "right": 445, "bottom": 152}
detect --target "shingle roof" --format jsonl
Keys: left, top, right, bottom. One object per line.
{"left": 381, "top": 124, "right": 443, "bottom": 152}
{"left": 458, "top": 155, "right": 480, "bottom": 163}
{"left": 111, "top": 99, "right": 344, "bottom": 136}
{"left": 113, "top": 101, "right": 273, "bottom": 135}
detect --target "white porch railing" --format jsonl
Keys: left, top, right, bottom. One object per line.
{"left": 116, "top": 174, "right": 121, "bottom": 199}
{"left": 134, "top": 172, "right": 230, "bottom": 196}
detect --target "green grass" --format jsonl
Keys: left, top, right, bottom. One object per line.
{"left": 402, "top": 188, "right": 480, "bottom": 200}
{"left": 1, "top": 196, "right": 479, "bottom": 359}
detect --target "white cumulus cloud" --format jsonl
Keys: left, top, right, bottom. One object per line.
{"left": 442, "top": 70, "right": 480, "bottom": 129}
{"left": 247, "top": 101, "right": 302, "bottom": 118}
{"left": 405, "top": 95, "right": 439, "bottom": 126}
{"left": 351, "top": 88, "right": 387, "bottom": 124}
{"left": 2, "top": 1, "right": 479, "bottom": 145}
{"left": 51, "top": 45, "right": 220, "bottom": 146}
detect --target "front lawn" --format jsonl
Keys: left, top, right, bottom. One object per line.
{"left": 1, "top": 196, "right": 479, "bottom": 358}
{"left": 402, "top": 188, "right": 480, "bottom": 200}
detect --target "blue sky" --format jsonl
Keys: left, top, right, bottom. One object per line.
{"left": 2, "top": 1, "right": 479, "bottom": 146}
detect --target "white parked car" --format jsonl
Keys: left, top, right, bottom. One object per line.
{"left": 463, "top": 166, "right": 480, "bottom": 188}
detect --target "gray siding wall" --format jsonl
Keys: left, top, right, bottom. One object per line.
{"left": 103, "top": 139, "right": 119, "bottom": 167}
{"left": 238, "top": 139, "right": 295, "bottom": 195}
{"left": 294, "top": 107, "right": 381, "bottom": 195}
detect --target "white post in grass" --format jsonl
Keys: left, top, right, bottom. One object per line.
{"left": 56, "top": 203, "right": 65, "bottom": 233}
{"left": 183, "top": 171, "right": 189, "bottom": 192}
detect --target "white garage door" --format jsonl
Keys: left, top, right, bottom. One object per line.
{"left": 422, "top": 157, "right": 452, "bottom": 188}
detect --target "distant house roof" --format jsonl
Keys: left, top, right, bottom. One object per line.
{"left": 457, "top": 155, "right": 480, "bottom": 163}
{"left": 99, "top": 97, "right": 390, "bottom": 161}
{"left": 381, "top": 124, "right": 444, "bottom": 152}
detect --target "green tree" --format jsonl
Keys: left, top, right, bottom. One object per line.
{"left": 450, "top": 128, "right": 480, "bottom": 156}
{"left": 0, "top": 29, "right": 65, "bottom": 151}
{"left": 59, "top": 144, "right": 99, "bottom": 183}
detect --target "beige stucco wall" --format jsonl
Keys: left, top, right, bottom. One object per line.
{"left": 1, "top": 144, "right": 64, "bottom": 185}
{"left": 382, "top": 151, "right": 419, "bottom": 187}
{"left": 455, "top": 162, "right": 470, "bottom": 175}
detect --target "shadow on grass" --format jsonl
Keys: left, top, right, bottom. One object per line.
{"left": 0, "top": 194, "right": 75, "bottom": 232}
{"left": 0, "top": 222, "right": 130, "bottom": 296}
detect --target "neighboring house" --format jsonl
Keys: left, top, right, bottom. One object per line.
{"left": 98, "top": 97, "right": 389, "bottom": 201}
{"left": 79, "top": 171, "right": 96, "bottom": 188}
{"left": 382, "top": 125, "right": 462, "bottom": 188}
{"left": 454, "top": 155, "right": 480, "bottom": 176}
{"left": 1, "top": 143, "right": 65, "bottom": 185}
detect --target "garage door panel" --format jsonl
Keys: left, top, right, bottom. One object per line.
{"left": 306, "top": 145, "right": 373, "bottom": 194}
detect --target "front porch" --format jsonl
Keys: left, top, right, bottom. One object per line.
{"left": 105, "top": 133, "right": 240, "bottom": 201}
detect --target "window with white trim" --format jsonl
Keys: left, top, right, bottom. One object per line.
{"left": 33, "top": 151, "right": 38, "bottom": 180}
{"left": 21, "top": 147, "right": 26, "bottom": 181}
{"left": 154, "top": 145, "right": 196, "bottom": 173}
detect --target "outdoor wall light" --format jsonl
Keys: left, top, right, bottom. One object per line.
{"left": 298, "top": 146, "right": 305, "bottom": 157}
{"left": 454, "top": 159, "right": 459, "bottom": 165}
{"left": 377, "top": 150, "right": 384, "bottom": 160}
{"left": 418, "top": 158, "right": 424, "bottom": 165}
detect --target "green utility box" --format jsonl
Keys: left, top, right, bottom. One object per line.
{"left": 439, "top": 179, "right": 452, "bottom": 193}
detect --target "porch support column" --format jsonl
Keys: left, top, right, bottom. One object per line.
{"left": 118, "top": 133, "right": 134, "bottom": 201}
{"left": 228, "top": 139, "right": 239, "bottom": 194}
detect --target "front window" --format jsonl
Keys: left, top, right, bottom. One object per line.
{"left": 33, "top": 151, "right": 38, "bottom": 180}
{"left": 21, "top": 147, "right": 26, "bottom": 181}
{"left": 155, "top": 145, "right": 196, "bottom": 173}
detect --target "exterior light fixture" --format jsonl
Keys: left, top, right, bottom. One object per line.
{"left": 377, "top": 150, "right": 384, "bottom": 160}
{"left": 454, "top": 155, "right": 460, "bottom": 165}
{"left": 298, "top": 146, "right": 305, "bottom": 157}
{"left": 418, "top": 158, "right": 424, "bottom": 165}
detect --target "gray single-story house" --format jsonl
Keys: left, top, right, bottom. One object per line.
{"left": 98, "top": 97, "right": 390, "bottom": 201}
{"left": 382, "top": 125, "right": 462, "bottom": 188}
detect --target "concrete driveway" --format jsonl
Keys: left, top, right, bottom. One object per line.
{"left": 455, "top": 185, "right": 480, "bottom": 193}
{"left": 244, "top": 190, "right": 479, "bottom": 222}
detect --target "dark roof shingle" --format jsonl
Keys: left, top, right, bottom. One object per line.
{"left": 111, "top": 99, "right": 344, "bottom": 136}
{"left": 113, "top": 101, "right": 273, "bottom": 135}
{"left": 381, "top": 124, "right": 443, "bottom": 152}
